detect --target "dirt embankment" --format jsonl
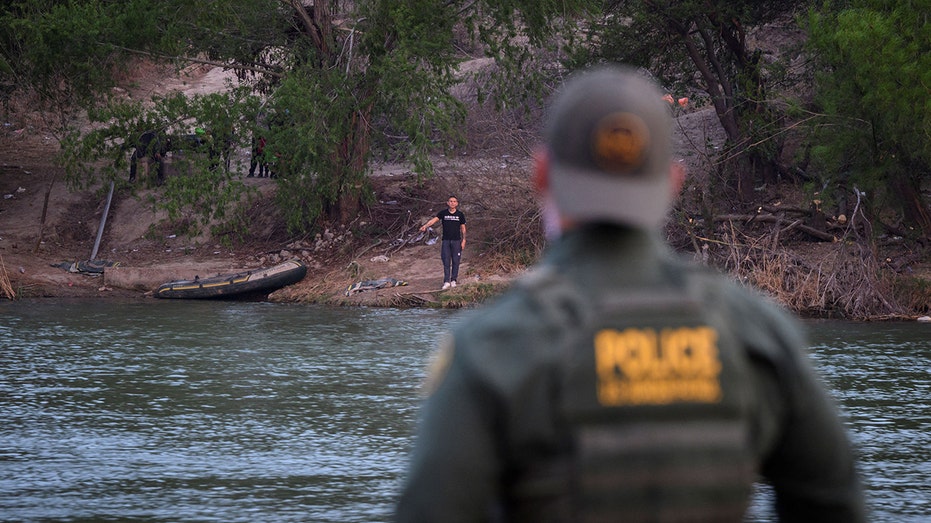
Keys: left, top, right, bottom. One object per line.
{"left": 0, "top": 127, "right": 509, "bottom": 304}
{"left": 0, "top": 63, "right": 516, "bottom": 304}
{"left": 4, "top": 61, "right": 931, "bottom": 318}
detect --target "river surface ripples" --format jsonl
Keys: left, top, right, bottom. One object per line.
{"left": 1, "top": 302, "right": 927, "bottom": 522}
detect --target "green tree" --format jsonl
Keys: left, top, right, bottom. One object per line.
{"left": 806, "top": 0, "right": 931, "bottom": 237}
{"left": 0, "top": 0, "right": 586, "bottom": 231}
{"left": 0, "top": 0, "right": 139, "bottom": 250}
{"left": 590, "top": 1, "right": 809, "bottom": 201}
{"left": 2, "top": 1, "right": 466, "bottom": 235}
{"left": 2, "top": 0, "right": 818, "bottom": 239}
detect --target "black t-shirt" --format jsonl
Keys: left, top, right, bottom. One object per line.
{"left": 436, "top": 209, "right": 466, "bottom": 240}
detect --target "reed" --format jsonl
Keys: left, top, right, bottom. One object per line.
{"left": 0, "top": 253, "right": 15, "bottom": 300}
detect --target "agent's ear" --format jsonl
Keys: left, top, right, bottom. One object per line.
{"left": 533, "top": 147, "right": 550, "bottom": 194}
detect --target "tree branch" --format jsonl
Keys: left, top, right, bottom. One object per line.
{"left": 669, "top": 21, "right": 739, "bottom": 141}
{"left": 105, "top": 44, "right": 283, "bottom": 79}
{"left": 715, "top": 213, "right": 837, "bottom": 242}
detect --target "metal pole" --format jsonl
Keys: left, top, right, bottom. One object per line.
{"left": 90, "top": 181, "right": 115, "bottom": 261}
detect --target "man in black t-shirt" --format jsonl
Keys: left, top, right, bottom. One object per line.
{"left": 420, "top": 196, "right": 466, "bottom": 289}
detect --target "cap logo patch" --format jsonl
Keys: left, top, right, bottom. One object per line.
{"left": 591, "top": 112, "right": 650, "bottom": 173}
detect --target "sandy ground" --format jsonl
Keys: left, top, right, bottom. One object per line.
{"left": 0, "top": 135, "right": 492, "bottom": 302}
{"left": 0, "top": 63, "right": 495, "bottom": 303}
{"left": 0, "top": 150, "right": 487, "bottom": 302}
{"left": 0, "top": 17, "right": 804, "bottom": 304}
{"left": 6, "top": 20, "right": 925, "bottom": 318}
{"left": 0, "top": 57, "right": 728, "bottom": 304}
{"left": 8, "top": 53, "right": 899, "bottom": 311}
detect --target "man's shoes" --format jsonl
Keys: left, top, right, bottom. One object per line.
{"left": 450, "top": 281, "right": 457, "bottom": 288}
{"left": 442, "top": 282, "right": 451, "bottom": 290}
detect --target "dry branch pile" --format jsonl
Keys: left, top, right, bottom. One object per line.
{"left": 688, "top": 214, "right": 909, "bottom": 320}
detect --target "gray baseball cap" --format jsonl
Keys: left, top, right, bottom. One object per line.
{"left": 546, "top": 65, "right": 673, "bottom": 229}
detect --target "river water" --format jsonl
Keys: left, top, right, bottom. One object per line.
{"left": 1, "top": 301, "right": 928, "bottom": 522}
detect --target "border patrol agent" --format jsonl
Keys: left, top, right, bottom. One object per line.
{"left": 395, "top": 65, "right": 866, "bottom": 522}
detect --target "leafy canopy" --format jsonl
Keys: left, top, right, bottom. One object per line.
{"left": 1, "top": 0, "right": 467, "bottom": 236}
{"left": 806, "top": 0, "right": 931, "bottom": 234}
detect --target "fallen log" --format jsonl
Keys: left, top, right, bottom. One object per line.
{"left": 715, "top": 213, "right": 837, "bottom": 242}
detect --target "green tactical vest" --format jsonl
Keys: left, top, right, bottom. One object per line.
{"left": 503, "top": 261, "right": 758, "bottom": 523}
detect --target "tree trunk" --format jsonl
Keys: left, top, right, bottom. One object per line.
{"left": 670, "top": 13, "right": 778, "bottom": 204}
{"left": 735, "top": 156, "right": 756, "bottom": 201}
{"left": 329, "top": 103, "right": 373, "bottom": 225}
{"left": 33, "top": 173, "right": 57, "bottom": 254}
{"left": 890, "top": 171, "right": 931, "bottom": 238}
{"left": 672, "top": 21, "right": 740, "bottom": 143}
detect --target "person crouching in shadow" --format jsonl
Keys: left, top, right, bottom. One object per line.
{"left": 129, "top": 130, "right": 170, "bottom": 186}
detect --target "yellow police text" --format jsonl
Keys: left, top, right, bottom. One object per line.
{"left": 594, "top": 326, "right": 722, "bottom": 406}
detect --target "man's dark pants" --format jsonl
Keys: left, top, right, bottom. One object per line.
{"left": 441, "top": 239, "right": 462, "bottom": 283}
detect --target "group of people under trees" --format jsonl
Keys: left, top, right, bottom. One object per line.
{"left": 127, "top": 125, "right": 271, "bottom": 184}
{"left": 247, "top": 132, "right": 271, "bottom": 178}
